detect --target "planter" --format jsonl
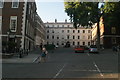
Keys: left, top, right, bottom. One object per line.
{"left": 2, "top": 53, "right": 14, "bottom": 59}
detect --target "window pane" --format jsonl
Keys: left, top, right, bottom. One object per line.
{"left": 10, "top": 16, "right": 17, "bottom": 32}
{"left": 0, "top": 0, "right": 4, "bottom": 8}
{"left": 12, "top": 0, "right": 19, "bottom": 8}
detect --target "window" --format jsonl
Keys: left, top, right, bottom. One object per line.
{"left": 67, "top": 35, "right": 69, "bottom": 39}
{"left": 57, "top": 25, "right": 59, "bottom": 27}
{"left": 47, "top": 30, "right": 49, "bottom": 33}
{"left": 57, "top": 42, "right": 59, "bottom": 45}
{"left": 47, "top": 42, "right": 49, "bottom": 44}
{"left": 10, "top": 16, "right": 17, "bottom": 32}
{"left": 52, "top": 30, "right": 54, "bottom": 33}
{"left": 88, "top": 30, "right": 91, "bottom": 33}
{"left": 73, "top": 35, "right": 75, "bottom": 39}
{"left": 67, "top": 30, "right": 69, "bottom": 33}
{"left": 52, "top": 25, "right": 54, "bottom": 27}
{"left": 12, "top": 0, "right": 19, "bottom": 8}
{"left": 62, "top": 30, "right": 64, "bottom": 33}
{"left": 47, "top": 35, "right": 49, "bottom": 39}
{"left": 62, "top": 43, "right": 64, "bottom": 45}
{"left": 83, "top": 42, "right": 85, "bottom": 45}
{"left": 73, "top": 41, "right": 75, "bottom": 45}
{"left": 47, "top": 25, "right": 49, "bottom": 27}
{"left": 111, "top": 27, "right": 116, "bottom": 34}
{"left": 88, "top": 36, "right": 91, "bottom": 39}
{"left": 83, "top": 30, "right": 85, "bottom": 33}
{"left": 57, "top": 36, "right": 59, "bottom": 39}
{"left": 78, "top": 36, "right": 80, "bottom": 39}
{"left": 52, "top": 36, "right": 54, "bottom": 39}
{"left": 73, "top": 30, "right": 75, "bottom": 33}
{"left": 77, "top": 42, "right": 80, "bottom": 45}
{"left": 0, "top": 0, "right": 4, "bottom": 8}
{"left": 62, "top": 25, "right": 64, "bottom": 27}
{"left": 78, "top": 30, "right": 80, "bottom": 33}
{"left": 88, "top": 42, "right": 90, "bottom": 46}
{"left": 67, "top": 25, "right": 69, "bottom": 27}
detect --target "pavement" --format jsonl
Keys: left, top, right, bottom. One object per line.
{"left": 2, "top": 49, "right": 41, "bottom": 63}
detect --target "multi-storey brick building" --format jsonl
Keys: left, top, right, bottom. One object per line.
{"left": 45, "top": 19, "right": 92, "bottom": 47}
{"left": 0, "top": 0, "right": 40, "bottom": 53}
{"left": 92, "top": 17, "right": 120, "bottom": 48}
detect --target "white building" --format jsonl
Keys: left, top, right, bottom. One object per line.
{"left": 45, "top": 20, "right": 92, "bottom": 47}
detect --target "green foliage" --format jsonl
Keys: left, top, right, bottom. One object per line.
{"left": 103, "top": 2, "right": 120, "bottom": 27}
{"left": 64, "top": 2, "right": 120, "bottom": 28}
{"left": 64, "top": 2, "right": 99, "bottom": 29}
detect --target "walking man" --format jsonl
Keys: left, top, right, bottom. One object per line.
{"left": 40, "top": 47, "right": 48, "bottom": 63}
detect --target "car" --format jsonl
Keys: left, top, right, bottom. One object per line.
{"left": 74, "top": 46, "right": 85, "bottom": 53}
{"left": 89, "top": 45, "right": 99, "bottom": 53}
{"left": 83, "top": 46, "right": 89, "bottom": 50}
{"left": 55, "top": 45, "right": 58, "bottom": 48}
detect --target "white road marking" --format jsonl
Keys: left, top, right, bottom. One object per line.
{"left": 93, "top": 61, "right": 104, "bottom": 77}
{"left": 33, "top": 56, "right": 40, "bottom": 63}
{"left": 87, "top": 53, "right": 104, "bottom": 78}
{"left": 53, "top": 63, "right": 66, "bottom": 79}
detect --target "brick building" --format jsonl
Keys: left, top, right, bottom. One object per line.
{"left": 0, "top": 0, "right": 38, "bottom": 53}
{"left": 92, "top": 17, "right": 120, "bottom": 48}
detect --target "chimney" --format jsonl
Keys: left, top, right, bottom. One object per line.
{"left": 65, "top": 19, "right": 67, "bottom": 23}
{"left": 55, "top": 19, "right": 57, "bottom": 23}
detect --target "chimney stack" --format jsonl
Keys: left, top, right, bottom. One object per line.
{"left": 55, "top": 19, "right": 57, "bottom": 23}
{"left": 65, "top": 19, "right": 67, "bottom": 23}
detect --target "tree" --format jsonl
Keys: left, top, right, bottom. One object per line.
{"left": 103, "top": 2, "right": 120, "bottom": 28}
{"left": 64, "top": 2, "right": 101, "bottom": 50}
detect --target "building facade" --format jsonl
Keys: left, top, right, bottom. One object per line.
{"left": 45, "top": 20, "right": 92, "bottom": 47}
{"left": 35, "top": 14, "right": 46, "bottom": 47}
{"left": 0, "top": 0, "right": 39, "bottom": 53}
{"left": 91, "top": 17, "right": 120, "bottom": 48}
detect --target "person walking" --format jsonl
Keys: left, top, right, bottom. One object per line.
{"left": 40, "top": 47, "right": 48, "bottom": 63}
{"left": 40, "top": 43, "right": 43, "bottom": 51}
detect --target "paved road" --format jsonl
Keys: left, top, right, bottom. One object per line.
{"left": 2, "top": 48, "right": 119, "bottom": 79}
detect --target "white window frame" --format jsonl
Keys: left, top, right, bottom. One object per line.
{"left": 10, "top": 16, "right": 17, "bottom": 32}
{"left": 29, "top": 4, "right": 31, "bottom": 14}
{"left": 0, "top": 0, "right": 4, "bottom": 8}
{"left": 12, "top": 0, "right": 19, "bottom": 8}
{"left": 0, "top": 16, "right": 2, "bottom": 33}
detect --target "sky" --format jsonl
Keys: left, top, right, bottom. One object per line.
{"left": 36, "top": 1, "right": 70, "bottom": 23}
{"left": 35, "top": 0, "right": 104, "bottom": 23}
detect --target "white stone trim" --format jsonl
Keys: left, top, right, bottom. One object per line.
{"left": 21, "top": 0, "right": 27, "bottom": 49}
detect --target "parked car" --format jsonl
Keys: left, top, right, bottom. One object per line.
{"left": 83, "top": 46, "right": 89, "bottom": 50}
{"left": 89, "top": 45, "right": 99, "bottom": 53}
{"left": 74, "top": 46, "right": 85, "bottom": 53}
{"left": 55, "top": 45, "right": 59, "bottom": 48}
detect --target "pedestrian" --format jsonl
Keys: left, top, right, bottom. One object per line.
{"left": 40, "top": 47, "right": 48, "bottom": 63}
{"left": 40, "top": 43, "right": 43, "bottom": 51}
